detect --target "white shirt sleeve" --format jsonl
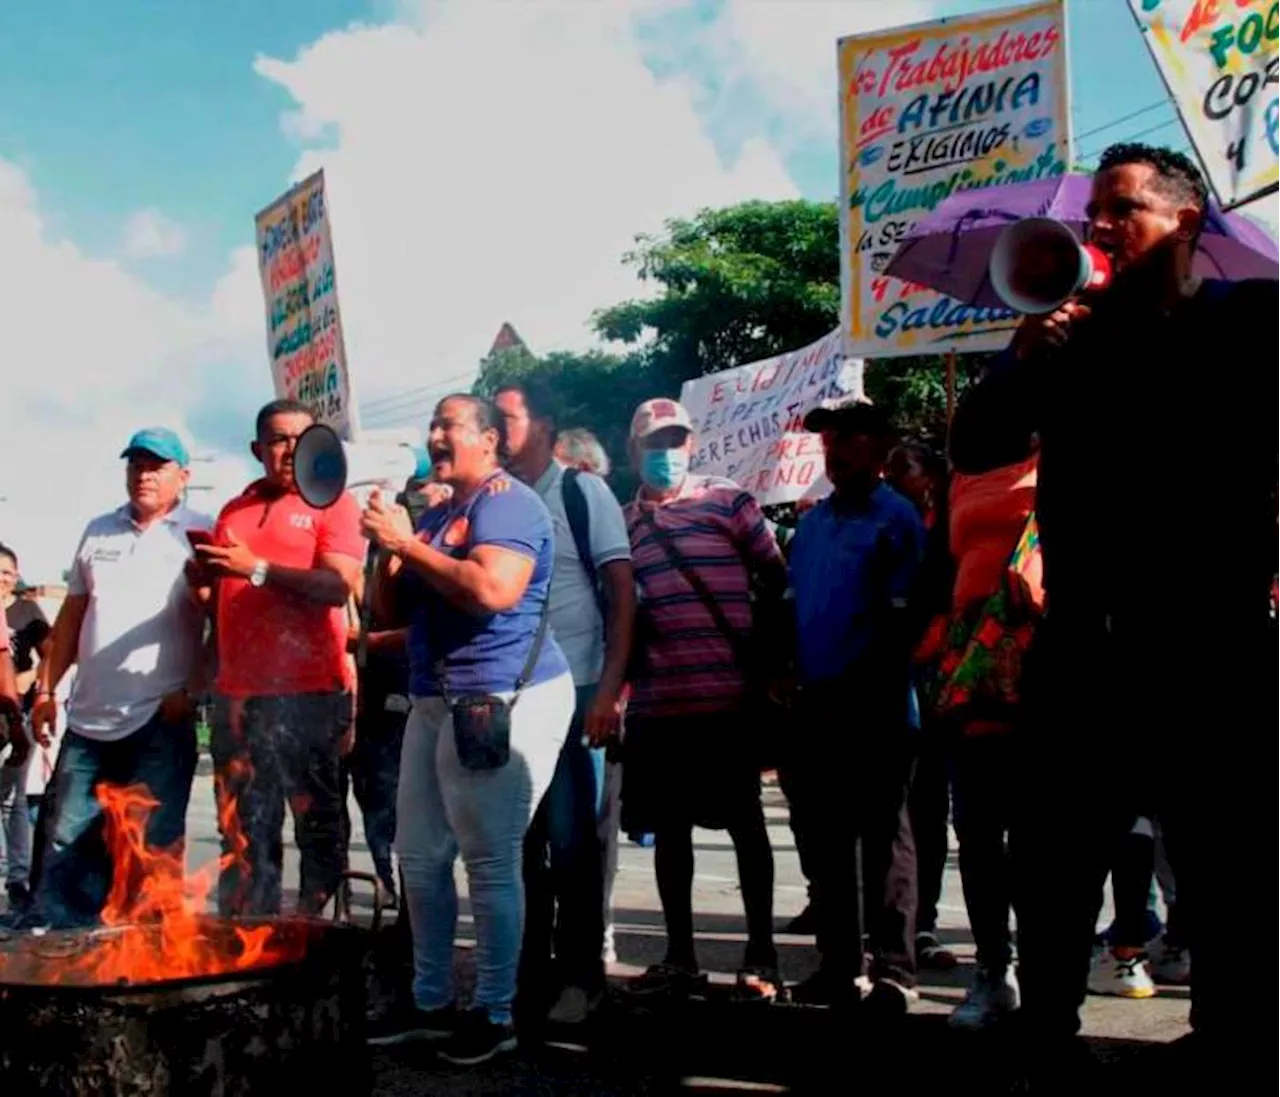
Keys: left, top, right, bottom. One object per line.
{"left": 65, "top": 527, "right": 92, "bottom": 597}
{"left": 578, "top": 473, "right": 632, "bottom": 569}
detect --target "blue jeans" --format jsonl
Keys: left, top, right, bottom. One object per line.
{"left": 397, "top": 673, "right": 574, "bottom": 1026}
{"left": 521, "top": 684, "right": 608, "bottom": 993}
{"left": 34, "top": 710, "right": 197, "bottom": 929}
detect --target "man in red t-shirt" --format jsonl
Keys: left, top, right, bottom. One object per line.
{"left": 195, "top": 399, "right": 364, "bottom": 916}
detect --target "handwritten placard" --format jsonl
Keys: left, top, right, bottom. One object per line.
{"left": 679, "top": 329, "right": 864, "bottom": 505}
{"left": 1128, "top": 0, "right": 1278, "bottom": 211}
{"left": 838, "top": 0, "right": 1071, "bottom": 358}
{"left": 254, "top": 171, "right": 358, "bottom": 438}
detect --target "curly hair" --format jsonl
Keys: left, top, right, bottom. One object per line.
{"left": 1097, "top": 142, "right": 1209, "bottom": 216}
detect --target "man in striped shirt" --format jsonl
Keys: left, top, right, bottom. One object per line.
{"left": 621, "top": 398, "right": 787, "bottom": 1004}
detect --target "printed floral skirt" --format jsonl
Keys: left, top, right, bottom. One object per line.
{"left": 915, "top": 517, "right": 1043, "bottom": 734}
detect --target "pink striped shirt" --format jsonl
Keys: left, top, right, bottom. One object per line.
{"left": 624, "top": 475, "right": 783, "bottom": 717}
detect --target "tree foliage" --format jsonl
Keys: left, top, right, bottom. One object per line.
{"left": 593, "top": 200, "right": 841, "bottom": 392}
{"left": 475, "top": 198, "right": 981, "bottom": 480}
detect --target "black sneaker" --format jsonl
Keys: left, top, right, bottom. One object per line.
{"left": 366, "top": 1001, "right": 459, "bottom": 1047}
{"left": 915, "top": 931, "right": 958, "bottom": 971}
{"left": 624, "top": 961, "right": 708, "bottom": 1001}
{"left": 862, "top": 978, "right": 918, "bottom": 1020}
{"left": 437, "top": 1007, "right": 517, "bottom": 1066}
{"left": 789, "top": 967, "right": 857, "bottom": 1009}
{"left": 6, "top": 883, "right": 31, "bottom": 911}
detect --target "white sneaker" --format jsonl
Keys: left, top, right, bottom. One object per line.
{"left": 602, "top": 921, "right": 617, "bottom": 965}
{"left": 1088, "top": 949, "right": 1156, "bottom": 999}
{"left": 948, "top": 965, "right": 1021, "bottom": 1030}
{"left": 1149, "top": 939, "right": 1191, "bottom": 986}
{"left": 547, "top": 985, "right": 602, "bottom": 1026}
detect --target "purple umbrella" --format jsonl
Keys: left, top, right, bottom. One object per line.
{"left": 885, "top": 173, "right": 1279, "bottom": 311}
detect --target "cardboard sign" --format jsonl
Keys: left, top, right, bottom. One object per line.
{"left": 680, "top": 329, "right": 863, "bottom": 504}
{"left": 255, "top": 171, "right": 358, "bottom": 438}
{"left": 1128, "top": 0, "right": 1278, "bottom": 210}
{"left": 839, "top": 0, "right": 1071, "bottom": 357}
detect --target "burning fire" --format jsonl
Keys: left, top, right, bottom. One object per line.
{"left": 0, "top": 781, "right": 308, "bottom": 987}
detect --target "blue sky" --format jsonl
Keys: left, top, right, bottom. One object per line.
{"left": 2, "top": 0, "right": 1176, "bottom": 304}
{"left": 0, "top": 0, "right": 375, "bottom": 296}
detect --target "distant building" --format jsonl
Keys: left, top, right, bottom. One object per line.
{"left": 489, "top": 322, "right": 530, "bottom": 356}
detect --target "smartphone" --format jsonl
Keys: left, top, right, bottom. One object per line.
{"left": 185, "top": 529, "right": 215, "bottom": 550}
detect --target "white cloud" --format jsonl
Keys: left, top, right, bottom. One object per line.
{"left": 0, "top": 158, "right": 261, "bottom": 582}
{"left": 647, "top": 0, "right": 994, "bottom": 150}
{"left": 120, "top": 207, "right": 188, "bottom": 258}
{"left": 0, "top": 0, "right": 800, "bottom": 582}
{"left": 250, "top": 0, "right": 798, "bottom": 417}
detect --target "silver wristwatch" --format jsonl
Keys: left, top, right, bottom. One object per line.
{"left": 249, "top": 559, "right": 269, "bottom": 588}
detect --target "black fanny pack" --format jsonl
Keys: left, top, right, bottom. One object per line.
{"left": 437, "top": 600, "right": 551, "bottom": 772}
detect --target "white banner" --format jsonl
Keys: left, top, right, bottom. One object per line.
{"left": 838, "top": 0, "right": 1071, "bottom": 358}
{"left": 680, "top": 329, "right": 864, "bottom": 505}
{"left": 255, "top": 170, "right": 359, "bottom": 439}
{"left": 1128, "top": 0, "right": 1278, "bottom": 210}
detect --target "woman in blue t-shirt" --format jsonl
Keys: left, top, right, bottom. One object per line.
{"left": 361, "top": 394, "right": 574, "bottom": 1065}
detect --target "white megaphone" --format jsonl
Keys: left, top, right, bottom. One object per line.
{"left": 293, "top": 423, "right": 432, "bottom": 509}
{"left": 989, "top": 217, "right": 1113, "bottom": 315}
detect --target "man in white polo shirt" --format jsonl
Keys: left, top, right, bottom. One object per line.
{"left": 495, "top": 382, "right": 635, "bottom": 1027}
{"left": 22, "top": 428, "right": 212, "bottom": 929}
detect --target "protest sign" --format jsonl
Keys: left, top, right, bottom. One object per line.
{"left": 255, "top": 170, "right": 358, "bottom": 438}
{"left": 680, "top": 329, "right": 863, "bottom": 505}
{"left": 838, "top": 0, "right": 1071, "bottom": 358}
{"left": 1128, "top": 0, "right": 1278, "bottom": 211}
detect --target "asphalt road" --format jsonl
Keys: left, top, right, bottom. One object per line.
{"left": 0, "top": 769, "right": 1189, "bottom": 1093}
{"left": 175, "top": 771, "right": 1191, "bottom": 1094}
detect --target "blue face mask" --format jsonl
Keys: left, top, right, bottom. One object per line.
{"left": 639, "top": 447, "right": 690, "bottom": 491}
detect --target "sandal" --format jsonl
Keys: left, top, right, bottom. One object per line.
{"left": 732, "top": 965, "right": 785, "bottom": 1003}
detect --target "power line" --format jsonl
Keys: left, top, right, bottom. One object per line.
{"left": 359, "top": 369, "right": 477, "bottom": 412}
{"left": 1078, "top": 115, "right": 1183, "bottom": 163}
{"left": 1073, "top": 100, "right": 1170, "bottom": 148}
{"left": 361, "top": 385, "right": 475, "bottom": 429}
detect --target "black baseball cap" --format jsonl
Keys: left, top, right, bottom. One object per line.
{"left": 803, "top": 399, "right": 889, "bottom": 436}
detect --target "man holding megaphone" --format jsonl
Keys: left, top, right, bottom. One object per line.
{"left": 969, "top": 143, "right": 1277, "bottom": 1072}
{"left": 195, "top": 398, "right": 365, "bottom": 919}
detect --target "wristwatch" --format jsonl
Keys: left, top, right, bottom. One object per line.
{"left": 249, "top": 559, "right": 269, "bottom": 588}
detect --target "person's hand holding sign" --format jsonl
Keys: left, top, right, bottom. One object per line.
{"left": 360, "top": 490, "right": 415, "bottom": 554}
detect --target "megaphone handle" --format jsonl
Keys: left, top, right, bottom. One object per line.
{"left": 355, "top": 548, "right": 379, "bottom": 671}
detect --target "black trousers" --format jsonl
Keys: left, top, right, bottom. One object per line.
{"left": 1010, "top": 616, "right": 1262, "bottom": 1047}
{"left": 907, "top": 730, "right": 950, "bottom": 937}
{"left": 781, "top": 688, "right": 917, "bottom": 986}
{"left": 952, "top": 733, "right": 1017, "bottom": 971}
{"left": 211, "top": 692, "right": 350, "bottom": 917}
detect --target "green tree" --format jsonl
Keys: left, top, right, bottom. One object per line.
{"left": 474, "top": 344, "right": 656, "bottom": 494}
{"left": 592, "top": 200, "right": 841, "bottom": 391}
{"left": 477, "top": 198, "right": 984, "bottom": 480}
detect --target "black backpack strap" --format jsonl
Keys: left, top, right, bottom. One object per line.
{"left": 562, "top": 468, "right": 605, "bottom": 619}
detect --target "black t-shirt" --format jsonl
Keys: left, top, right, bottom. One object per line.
{"left": 6, "top": 598, "right": 49, "bottom": 674}
{"left": 978, "top": 277, "right": 1277, "bottom": 655}
{"left": 6, "top": 597, "right": 50, "bottom": 707}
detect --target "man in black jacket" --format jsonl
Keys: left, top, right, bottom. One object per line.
{"left": 981, "top": 143, "right": 1276, "bottom": 1065}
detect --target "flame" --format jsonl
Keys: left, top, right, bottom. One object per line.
{"left": 0, "top": 780, "right": 308, "bottom": 987}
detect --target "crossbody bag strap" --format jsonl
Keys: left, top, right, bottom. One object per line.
{"left": 510, "top": 595, "right": 552, "bottom": 708}
{"left": 639, "top": 510, "right": 750, "bottom": 666}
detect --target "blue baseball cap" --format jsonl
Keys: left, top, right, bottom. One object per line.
{"left": 120, "top": 427, "right": 190, "bottom": 468}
